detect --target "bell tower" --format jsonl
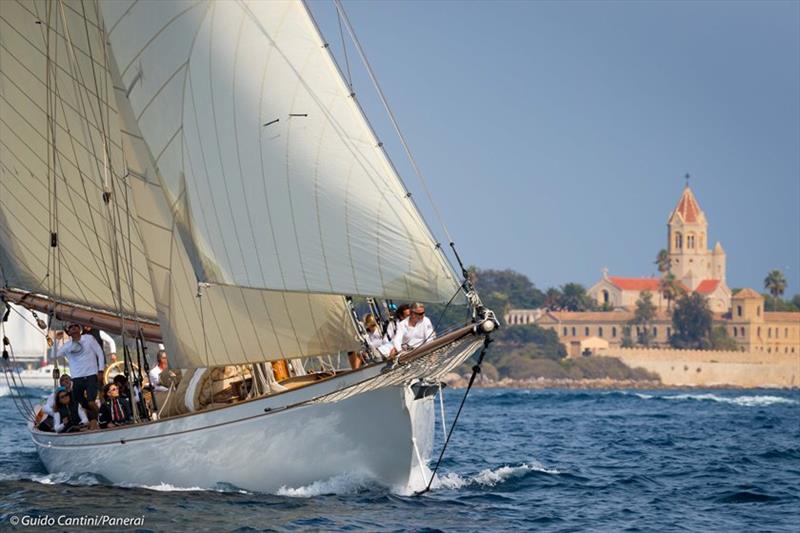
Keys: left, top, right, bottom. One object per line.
{"left": 667, "top": 179, "right": 715, "bottom": 290}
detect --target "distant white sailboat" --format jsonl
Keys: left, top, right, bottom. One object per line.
{"left": 0, "top": 0, "right": 495, "bottom": 492}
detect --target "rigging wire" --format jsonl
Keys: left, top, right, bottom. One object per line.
{"left": 333, "top": 1, "right": 354, "bottom": 91}
{"left": 332, "top": 0, "right": 456, "bottom": 250}
{"left": 416, "top": 335, "right": 492, "bottom": 495}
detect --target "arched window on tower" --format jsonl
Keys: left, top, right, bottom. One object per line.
{"left": 675, "top": 232, "right": 683, "bottom": 250}
{"left": 687, "top": 233, "right": 695, "bottom": 249}
{"left": 602, "top": 290, "right": 609, "bottom": 305}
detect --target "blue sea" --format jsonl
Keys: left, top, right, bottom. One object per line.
{"left": 1, "top": 387, "right": 798, "bottom": 532}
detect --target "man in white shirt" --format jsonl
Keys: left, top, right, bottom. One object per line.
{"left": 82, "top": 326, "right": 117, "bottom": 363}
{"left": 56, "top": 322, "right": 105, "bottom": 410}
{"left": 392, "top": 302, "right": 436, "bottom": 357}
{"left": 148, "top": 350, "right": 169, "bottom": 392}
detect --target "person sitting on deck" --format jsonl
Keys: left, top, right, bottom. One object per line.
{"left": 384, "top": 304, "right": 410, "bottom": 343}
{"left": 53, "top": 388, "right": 90, "bottom": 433}
{"left": 56, "top": 323, "right": 105, "bottom": 414}
{"left": 364, "top": 313, "right": 393, "bottom": 360}
{"left": 98, "top": 382, "right": 132, "bottom": 429}
{"left": 38, "top": 375, "right": 73, "bottom": 432}
{"left": 391, "top": 302, "right": 435, "bottom": 357}
{"left": 148, "top": 350, "right": 170, "bottom": 392}
{"left": 43, "top": 374, "right": 73, "bottom": 418}
{"left": 113, "top": 374, "right": 131, "bottom": 399}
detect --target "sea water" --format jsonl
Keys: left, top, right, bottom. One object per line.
{"left": 1, "top": 388, "right": 798, "bottom": 531}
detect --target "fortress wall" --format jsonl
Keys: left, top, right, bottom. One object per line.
{"left": 606, "top": 348, "right": 799, "bottom": 388}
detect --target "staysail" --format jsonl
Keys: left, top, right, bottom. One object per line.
{"left": 0, "top": 0, "right": 156, "bottom": 321}
{"left": 100, "top": 0, "right": 463, "bottom": 304}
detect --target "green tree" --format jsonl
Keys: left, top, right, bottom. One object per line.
{"left": 543, "top": 287, "right": 562, "bottom": 311}
{"left": 559, "top": 282, "right": 592, "bottom": 311}
{"left": 710, "top": 326, "right": 738, "bottom": 351}
{"left": 493, "top": 324, "right": 566, "bottom": 360}
{"left": 793, "top": 294, "right": 800, "bottom": 310}
{"left": 655, "top": 248, "right": 670, "bottom": 274}
{"left": 629, "top": 291, "right": 657, "bottom": 346}
{"left": 470, "top": 268, "right": 545, "bottom": 323}
{"left": 670, "top": 293, "right": 713, "bottom": 349}
{"left": 658, "top": 272, "right": 684, "bottom": 311}
{"left": 764, "top": 269, "right": 787, "bottom": 310}
{"left": 621, "top": 326, "right": 634, "bottom": 348}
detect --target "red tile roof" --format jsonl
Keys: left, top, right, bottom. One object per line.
{"left": 733, "top": 288, "right": 762, "bottom": 300}
{"left": 608, "top": 276, "right": 661, "bottom": 292}
{"left": 672, "top": 186, "right": 702, "bottom": 223}
{"left": 694, "top": 279, "right": 720, "bottom": 294}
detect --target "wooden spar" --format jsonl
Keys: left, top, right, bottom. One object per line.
{"left": 0, "top": 287, "right": 162, "bottom": 342}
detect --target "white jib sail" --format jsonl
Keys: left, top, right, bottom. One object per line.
{"left": 100, "top": 0, "right": 463, "bottom": 304}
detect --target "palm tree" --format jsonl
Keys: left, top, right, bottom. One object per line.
{"left": 544, "top": 288, "right": 562, "bottom": 311}
{"left": 655, "top": 249, "right": 670, "bottom": 274}
{"left": 560, "top": 283, "right": 590, "bottom": 311}
{"left": 764, "top": 269, "right": 787, "bottom": 309}
{"left": 659, "top": 272, "right": 683, "bottom": 311}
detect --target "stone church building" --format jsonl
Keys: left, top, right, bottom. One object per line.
{"left": 587, "top": 185, "right": 731, "bottom": 313}
{"left": 505, "top": 185, "right": 800, "bottom": 356}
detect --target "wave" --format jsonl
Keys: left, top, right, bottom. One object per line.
{"left": 276, "top": 472, "right": 374, "bottom": 498}
{"left": 657, "top": 393, "right": 797, "bottom": 407}
{"left": 0, "top": 471, "right": 249, "bottom": 494}
{"left": 273, "top": 460, "right": 562, "bottom": 498}
{"left": 431, "top": 461, "right": 561, "bottom": 491}
{"left": 609, "top": 391, "right": 798, "bottom": 407}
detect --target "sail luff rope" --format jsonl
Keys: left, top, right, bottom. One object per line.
{"left": 333, "top": 1, "right": 354, "bottom": 91}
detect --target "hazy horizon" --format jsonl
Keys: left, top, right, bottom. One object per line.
{"left": 310, "top": 0, "right": 800, "bottom": 296}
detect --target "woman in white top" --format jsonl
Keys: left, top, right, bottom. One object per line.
{"left": 53, "top": 388, "right": 89, "bottom": 433}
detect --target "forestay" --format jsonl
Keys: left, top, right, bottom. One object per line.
{"left": 0, "top": 0, "right": 156, "bottom": 320}
{"left": 100, "top": 0, "right": 463, "bottom": 304}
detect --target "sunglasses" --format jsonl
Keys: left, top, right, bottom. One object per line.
{"left": 413, "top": 311, "right": 425, "bottom": 316}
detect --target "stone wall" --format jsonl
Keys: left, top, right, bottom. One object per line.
{"left": 606, "top": 347, "right": 799, "bottom": 388}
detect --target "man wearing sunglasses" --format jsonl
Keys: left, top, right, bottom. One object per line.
{"left": 391, "top": 302, "right": 436, "bottom": 356}
{"left": 56, "top": 322, "right": 106, "bottom": 411}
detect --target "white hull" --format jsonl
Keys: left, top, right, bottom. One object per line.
{"left": 34, "top": 384, "right": 433, "bottom": 492}
{"left": 31, "top": 334, "right": 484, "bottom": 492}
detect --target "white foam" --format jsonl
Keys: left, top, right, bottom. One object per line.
{"left": 659, "top": 393, "right": 797, "bottom": 407}
{"left": 276, "top": 472, "right": 371, "bottom": 498}
{"left": 29, "top": 472, "right": 102, "bottom": 486}
{"left": 134, "top": 482, "right": 213, "bottom": 492}
{"left": 420, "top": 461, "right": 560, "bottom": 492}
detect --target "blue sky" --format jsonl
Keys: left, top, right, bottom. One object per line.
{"left": 308, "top": 0, "right": 800, "bottom": 296}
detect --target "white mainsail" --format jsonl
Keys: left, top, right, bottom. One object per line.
{"left": 0, "top": 0, "right": 156, "bottom": 320}
{"left": 112, "top": 48, "right": 362, "bottom": 365}
{"left": 101, "top": 0, "right": 463, "bottom": 304}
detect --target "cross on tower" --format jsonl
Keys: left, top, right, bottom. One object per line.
{"left": 684, "top": 173, "right": 690, "bottom": 187}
